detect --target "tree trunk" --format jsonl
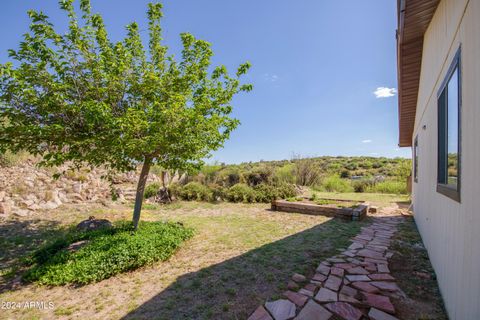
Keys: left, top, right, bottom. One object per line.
{"left": 132, "top": 156, "right": 152, "bottom": 230}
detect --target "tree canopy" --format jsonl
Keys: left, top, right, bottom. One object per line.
{"left": 0, "top": 0, "right": 252, "bottom": 228}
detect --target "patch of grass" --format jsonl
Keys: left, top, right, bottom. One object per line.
{"left": 311, "top": 191, "right": 410, "bottom": 206}
{"left": 23, "top": 221, "right": 194, "bottom": 285}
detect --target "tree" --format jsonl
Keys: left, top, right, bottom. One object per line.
{"left": 0, "top": 0, "right": 252, "bottom": 229}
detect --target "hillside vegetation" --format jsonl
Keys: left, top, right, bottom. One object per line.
{"left": 149, "top": 156, "right": 411, "bottom": 203}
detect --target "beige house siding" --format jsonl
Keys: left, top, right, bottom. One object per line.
{"left": 412, "top": 0, "right": 480, "bottom": 318}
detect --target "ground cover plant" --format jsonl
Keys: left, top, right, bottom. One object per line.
{"left": 23, "top": 221, "right": 193, "bottom": 285}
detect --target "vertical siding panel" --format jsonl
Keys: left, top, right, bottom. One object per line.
{"left": 411, "top": 0, "right": 479, "bottom": 318}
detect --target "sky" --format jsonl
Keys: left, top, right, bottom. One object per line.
{"left": 0, "top": 0, "right": 411, "bottom": 164}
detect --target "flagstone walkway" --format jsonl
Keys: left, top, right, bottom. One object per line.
{"left": 248, "top": 215, "right": 404, "bottom": 320}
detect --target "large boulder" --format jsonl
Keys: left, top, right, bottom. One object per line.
{"left": 76, "top": 216, "right": 113, "bottom": 232}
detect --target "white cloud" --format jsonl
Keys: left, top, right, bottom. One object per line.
{"left": 264, "top": 73, "right": 279, "bottom": 82}
{"left": 374, "top": 87, "right": 397, "bottom": 98}
{"left": 362, "top": 139, "right": 372, "bottom": 143}
{"left": 370, "top": 152, "right": 379, "bottom": 156}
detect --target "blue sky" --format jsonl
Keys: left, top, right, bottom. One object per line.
{"left": 0, "top": 0, "right": 410, "bottom": 164}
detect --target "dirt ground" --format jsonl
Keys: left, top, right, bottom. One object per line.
{"left": 0, "top": 197, "right": 446, "bottom": 320}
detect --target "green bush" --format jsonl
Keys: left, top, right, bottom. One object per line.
{"left": 23, "top": 221, "right": 193, "bottom": 285}
{"left": 0, "top": 150, "right": 30, "bottom": 167}
{"left": 144, "top": 182, "right": 162, "bottom": 199}
{"left": 352, "top": 179, "right": 375, "bottom": 193}
{"left": 177, "top": 182, "right": 213, "bottom": 201}
{"left": 274, "top": 163, "right": 296, "bottom": 184}
{"left": 224, "top": 183, "right": 258, "bottom": 203}
{"left": 321, "top": 175, "right": 353, "bottom": 193}
{"left": 367, "top": 180, "right": 407, "bottom": 194}
{"left": 254, "top": 183, "right": 297, "bottom": 202}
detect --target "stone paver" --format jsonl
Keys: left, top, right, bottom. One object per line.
{"left": 361, "top": 293, "right": 395, "bottom": 314}
{"left": 283, "top": 290, "right": 308, "bottom": 307}
{"left": 315, "top": 287, "right": 337, "bottom": 303}
{"left": 265, "top": 300, "right": 296, "bottom": 320}
{"left": 324, "top": 275, "right": 342, "bottom": 291}
{"left": 295, "top": 300, "right": 332, "bottom": 320}
{"left": 248, "top": 213, "right": 405, "bottom": 320}
{"left": 248, "top": 305, "right": 274, "bottom": 320}
{"left": 325, "top": 302, "right": 362, "bottom": 320}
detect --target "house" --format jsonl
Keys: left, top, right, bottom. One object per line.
{"left": 397, "top": 0, "right": 480, "bottom": 318}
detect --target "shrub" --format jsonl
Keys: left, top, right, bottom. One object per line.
{"left": 352, "top": 179, "right": 375, "bottom": 193}
{"left": 244, "top": 166, "right": 274, "bottom": 186}
{"left": 0, "top": 150, "right": 30, "bottom": 167}
{"left": 274, "top": 163, "right": 296, "bottom": 184}
{"left": 24, "top": 221, "right": 194, "bottom": 285}
{"left": 224, "top": 183, "right": 257, "bottom": 203}
{"left": 144, "top": 182, "right": 162, "bottom": 199}
{"left": 321, "top": 175, "right": 353, "bottom": 193}
{"left": 177, "top": 182, "right": 213, "bottom": 201}
{"left": 253, "top": 183, "right": 297, "bottom": 202}
{"left": 367, "top": 180, "right": 407, "bottom": 194}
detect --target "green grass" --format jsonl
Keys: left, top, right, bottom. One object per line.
{"left": 23, "top": 221, "right": 194, "bottom": 285}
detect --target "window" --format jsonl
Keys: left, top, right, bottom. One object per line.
{"left": 413, "top": 136, "right": 418, "bottom": 182}
{"left": 437, "top": 48, "right": 461, "bottom": 202}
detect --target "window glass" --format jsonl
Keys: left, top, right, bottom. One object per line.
{"left": 447, "top": 69, "right": 459, "bottom": 188}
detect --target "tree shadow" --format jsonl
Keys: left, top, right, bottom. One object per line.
{"left": 0, "top": 218, "right": 63, "bottom": 293}
{"left": 121, "top": 217, "right": 366, "bottom": 320}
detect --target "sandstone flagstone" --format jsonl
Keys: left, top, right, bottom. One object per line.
{"left": 312, "top": 273, "right": 327, "bottom": 282}
{"left": 248, "top": 306, "right": 273, "bottom": 320}
{"left": 362, "top": 293, "right": 395, "bottom": 314}
{"left": 292, "top": 273, "right": 307, "bottom": 283}
{"left": 283, "top": 290, "right": 308, "bottom": 307}
{"left": 346, "top": 266, "right": 370, "bottom": 275}
{"left": 368, "top": 273, "right": 395, "bottom": 281}
{"left": 298, "top": 288, "right": 314, "bottom": 297}
{"left": 370, "top": 281, "right": 400, "bottom": 292}
{"left": 295, "top": 300, "right": 332, "bottom": 320}
{"left": 345, "top": 275, "right": 370, "bottom": 282}
{"left": 351, "top": 281, "right": 380, "bottom": 293}
{"left": 330, "top": 267, "right": 344, "bottom": 277}
{"left": 324, "top": 275, "right": 342, "bottom": 291}
{"left": 325, "top": 302, "right": 362, "bottom": 320}
{"left": 315, "top": 287, "right": 337, "bottom": 303}
{"left": 265, "top": 300, "right": 296, "bottom": 320}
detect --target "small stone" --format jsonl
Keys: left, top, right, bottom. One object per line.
{"left": 325, "top": 275, "right": 342, "bottom": 291}
{"left": 369, "top": 206, "right": 378, "bottom": 213}
{"left": 365, "top": 264, "right": 377, "bottom": 272}
{"left": 14, "top": 209, "right": 30, "bottom": 217}
{"left": 283, "top": 290, "right": 308, "bottom": 307}
{"left": 368, "top": 274, "right": 395, "bottom": 281}
{"left": 351, "top": 282, "right": 380, "bottom": 293}
{"left": 248, "top": 306, "right": 273, "bottom": 320}
{"left": 368, "top": 307, "right": 399, "bottom": 320}
{"left": 265, "top": 299, "right": 296, "bottom": 320}
{"left": 345, "top": 275, "right": 370, "bottom": 282}
{"left": 315, "top": 287, "right": 337, "bottom": 303}
{"left": 343, "top": 278, "right": 350, "bottom": 285}
{"left": 316, "top": 264, "right": 330, "bottom": 276}
{"left": 327, "top": 257, "right": 346, "bottom": 263}
{"left": 287, "top": 280, "right": 299, "bottom": 291}
{"left": 292, "top": 273, "right": 307, "bottom": 283}
{"left": 330, "top": 267, "right": 344, "bottom": 277}
{"left": 325, "top": 302, "right": 362, "bottom": 320}
{"left": 295, "top": 300, "right": 332, "bottom": 320}
{"left": 348, "top": 242, "right": 364, "bottom": 250}
{"left": 346, "top": 266, "right": 370, "bottom": 275}
{"left": 312, "top": 273, "right": 327, "bottom": 282}
{"left": 377, "top": 264, "right": 390, "bottom": 273}
{"left": 334, "top": 263, "right": 355, "bottom": 269}
{"left": 362, "top": 293, "right": 395, "bottom": 314}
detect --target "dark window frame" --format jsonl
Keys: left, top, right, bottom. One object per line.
{"left": 437, "top": 47, "right": 462, "bottom": 202}
{"left": 413, "top": 135, "right": 419, "bottom": 183}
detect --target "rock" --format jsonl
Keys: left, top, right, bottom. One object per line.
{"left": 295, "top": 300, "right": 332, "bottom": 320}
{"left": 315, "top": 287, "right": 337, "bottom": 303}
{"left": 369, "top": 206, "right": 378, "bottom": 213}
{"left": 292, "top": 273, "right": 306, "bottom": 283}
{"left": 324, "top": 275, "right": 342, "bottom": 291}
{"left": 248, "top": 306, "right": 273, "bottom": 320}
{"left": 0, "top": 202, "right": 11, "bottom": 216}
{"left": 283, "top": 290, "right": 308, "bottom": 306}
{"left": 76, "top": 216, "right": 112, "bottom": 232}
{"left": 368, "top": 274, "right": 395, "bottom": 281}
{"left": 287, "top": 280, "right": 299, "bottom": 291}
{"left": 66, "top": 240, "right": 89, "bottom": 253}
{"left": 40, "top": 201, "right": 60, "bottom": 210}
{"left": 351, "top": 281, "right": 380, "bottom": 293}
{"left": 0, "top": 191, "right": 5, "bottom": 201}
{"left": 345, "top": 275, "right": 370, "bottom": 282}
{"left": 312, "top": 273, "right": 327, "bottom": 282}
{"left": 325, "top": 302, "right": 362, "bottom": 320}
{"left": 14, "top": 209, "right": 30, "bottom": 217}
{"left": 264, "top": 299, "right": 296, "bottom": 320}
{"left": 362, "top": 293, "right": 395, "bottom": 314}
{"left": 72, "top": 183, "right": 83, "bottom": 193}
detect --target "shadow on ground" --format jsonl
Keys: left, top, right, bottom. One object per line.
{"left": 122, "top": 216, "right": 365, "bottom": 320}
{"left": 0, "top": 218, "right": 63, "bottom": 293}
